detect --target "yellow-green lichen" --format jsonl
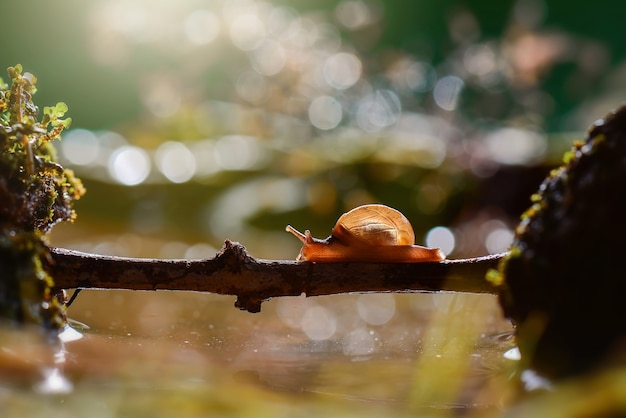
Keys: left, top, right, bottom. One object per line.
{"left": 0, "top": 65, "right": 84, "bottom": 329}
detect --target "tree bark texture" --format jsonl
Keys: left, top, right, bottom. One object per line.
{"left": 48, "top": 241, "right": 504, "bottom": 313}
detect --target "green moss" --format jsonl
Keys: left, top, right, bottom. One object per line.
{"left": 485, "top": 268, "right": 503, "bottom": 286}
{"left": 0, "top": 65, "right": 84, "bottom": 329}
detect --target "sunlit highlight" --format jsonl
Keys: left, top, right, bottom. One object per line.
{"left": 60, "top": 129, "right": 100, "bottom": 166}
{"left": 335, "top": 0, "right": 378, "bottom": 30}
{"left": 229, "top": 13, "right": 266, "bottom": 50}
{"left": 323, "top": 52, "right": 362, "bottom": 90}
{"left": 250, "top": 39, "right": 287, "bottom": 76}
{"left": 357, "top": 294, "right": 396, "bottom": 326}
{"left": 213, "top": 135, "right": 261, "bottom": 170}
{"left": 485, "top": 227, "right": 514, "bottom": 254}
{"left": 342, "top": 328, "right": 377, "bottom": 356}
{"left": 155, "top": 141, "right": 196, "bottom": 183}
{"left": 356, "top": 90, "right": 401, "bottom": 131}
{"left": 34, "top": 368, "right": 73, "bottom": 395}
{"left": 301, "top": 305, "right": 337, "bottom": 340}
{"left": 484, "top": 128, "right": 547, "bottom": 165}
{"left": 184, "top": 9, "right": 221, "bottom": 45}
{"left": 236, "top": 71, "right": 269, "bottom": 104}
{"left": 308, "top": 95, "right": 343, "bottom": 130}
{"left": 426, "top": 226, "right": 455, "bottom": 256}
{"left": 433, "top": 75, "right": 464, "bottom": 111}
{"left": 108, "top": 146, "right": 151, "bottom": 185}
{"left": 267, "top": 6, "right": 300, "bottom": 39}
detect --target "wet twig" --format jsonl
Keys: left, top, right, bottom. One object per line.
{"left": 48, "top": 241, "right": 504, "bottom": 313}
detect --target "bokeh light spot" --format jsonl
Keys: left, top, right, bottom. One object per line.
{"left": 276, "top": 296, "right": 309, "bottom": 329}
{"left": 335, "top": 0, "right": 375, "bottom": 30}
{"left": 267, "top": 6, "right": 300, "bottom": 38}
{"left": 184, "top": 243, "right": 218, "bottom": 259}
{"left": 155, "top": 141, "right": 196, "bottom": 183}
{"left": 61, "top": 129, "right": 100, "bottom": 166}
{"left": 485, "top": 227, "right": 514, "bottom": 254}
{"left": 184, "top": 9, "right": 220, "bottom": 45}
{"left": 213, "top": 135, "right": 261, "bottom": 170}
{"left": 250, "top": 39, "right": 287, "bottom": 76}
{"left": 484, "top": 128, "right": 547, "bottom": 165}
{"left": 342, "top": 328, "right": 377, "bottom": 356}
{"left": 406, "top": 62, "right": 437, "bottom": 92}
{"left": 308, "top": 96, "right": 343, "bottom": 130}
{"left": 108, "top": 146, "right": 151, "bottom": 185}
{"left": 301, "top": 305, "right": 336, "bottom": 341}
{"left": 236, "top": 71, "right": 269, "bottom": 104}
{"left": 357, "top": 294, "right": 396, "bottom": 326}
{"left": 230, "top": 14, "right": 266, "bottom": 50}
{"left": 426, "top": 226, "right": 455, "bottom": 256}
{"left": 323, "top": 52, "right": 362, "bottom": 90}
{"left": 433, "top": 75, "right": 464, "bottom": 111}
{"left": 464, "top": 43, "right": 498, "bottom": 77}
{"left": 357, "top": 90, "right": 401, "bottom": 131}
{"left": 190, "top": 139, "right": 219, "bottom": 178}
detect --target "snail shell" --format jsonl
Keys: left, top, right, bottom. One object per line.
{"left": 285, "top": 204, "right": 445, "bottom": 263}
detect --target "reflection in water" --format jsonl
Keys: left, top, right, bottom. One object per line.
{"left": 301, "top": 305, "right": 337, "bottom": 341}
{"left": 34, "top": 367, "right": 73, "bottom": 395}
{"left": 357, "top": 293, "right": 396, "bottom": 326}
{"left": 33, "top": 326, "right": 85, "bottom": 395}
{"left": 4, "top": 0, "right": 624, "bottom": 415}
{"left": 0, "top": 325, "right": 82, "bottom": 396}
{"left": 503, "top": 347, "right": 521, "bottom": 361}
{"left": 0, "top": 290, "right": 517, "bottom": 415}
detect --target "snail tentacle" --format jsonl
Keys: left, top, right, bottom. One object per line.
{"left": 285, "top": 225, "right": 307, "bottom": 244}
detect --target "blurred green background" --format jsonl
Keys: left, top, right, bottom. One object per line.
{"left": 1, "top": 0, "right": 624, "bottom": 260}
{"left": 3, "top": 1, "right": 626, "bottom": 416}
{"left": 3, "top": 0, "right": 624, "bottom": 262}
{"left": 2, "top": 0, "right": 624, "bottom": 130}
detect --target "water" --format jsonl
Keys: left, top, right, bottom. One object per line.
{"left": 0, "top": 290, "right": 516, "bottom": 417}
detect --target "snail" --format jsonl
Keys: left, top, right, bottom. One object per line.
{"left": 285, "top": 204, "right": 445, "bottom": 263}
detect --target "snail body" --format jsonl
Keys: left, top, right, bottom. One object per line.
{"left": 286, "top": 204, "right": 445, "bottom": 263}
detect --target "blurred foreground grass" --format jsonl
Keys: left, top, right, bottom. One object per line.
{"left": 3, "top": 0, "right": 626, "bottom": 416}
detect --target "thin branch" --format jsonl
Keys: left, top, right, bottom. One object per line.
{"left": 48, "top": 240, "right": 504, "bottom": 313}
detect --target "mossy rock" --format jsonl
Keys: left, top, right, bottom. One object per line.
{"left": 0, "top": 65, "right": 84, "bottom": 328}
{"left": 494, "top": 105, "right": 626, "bottom": 378}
